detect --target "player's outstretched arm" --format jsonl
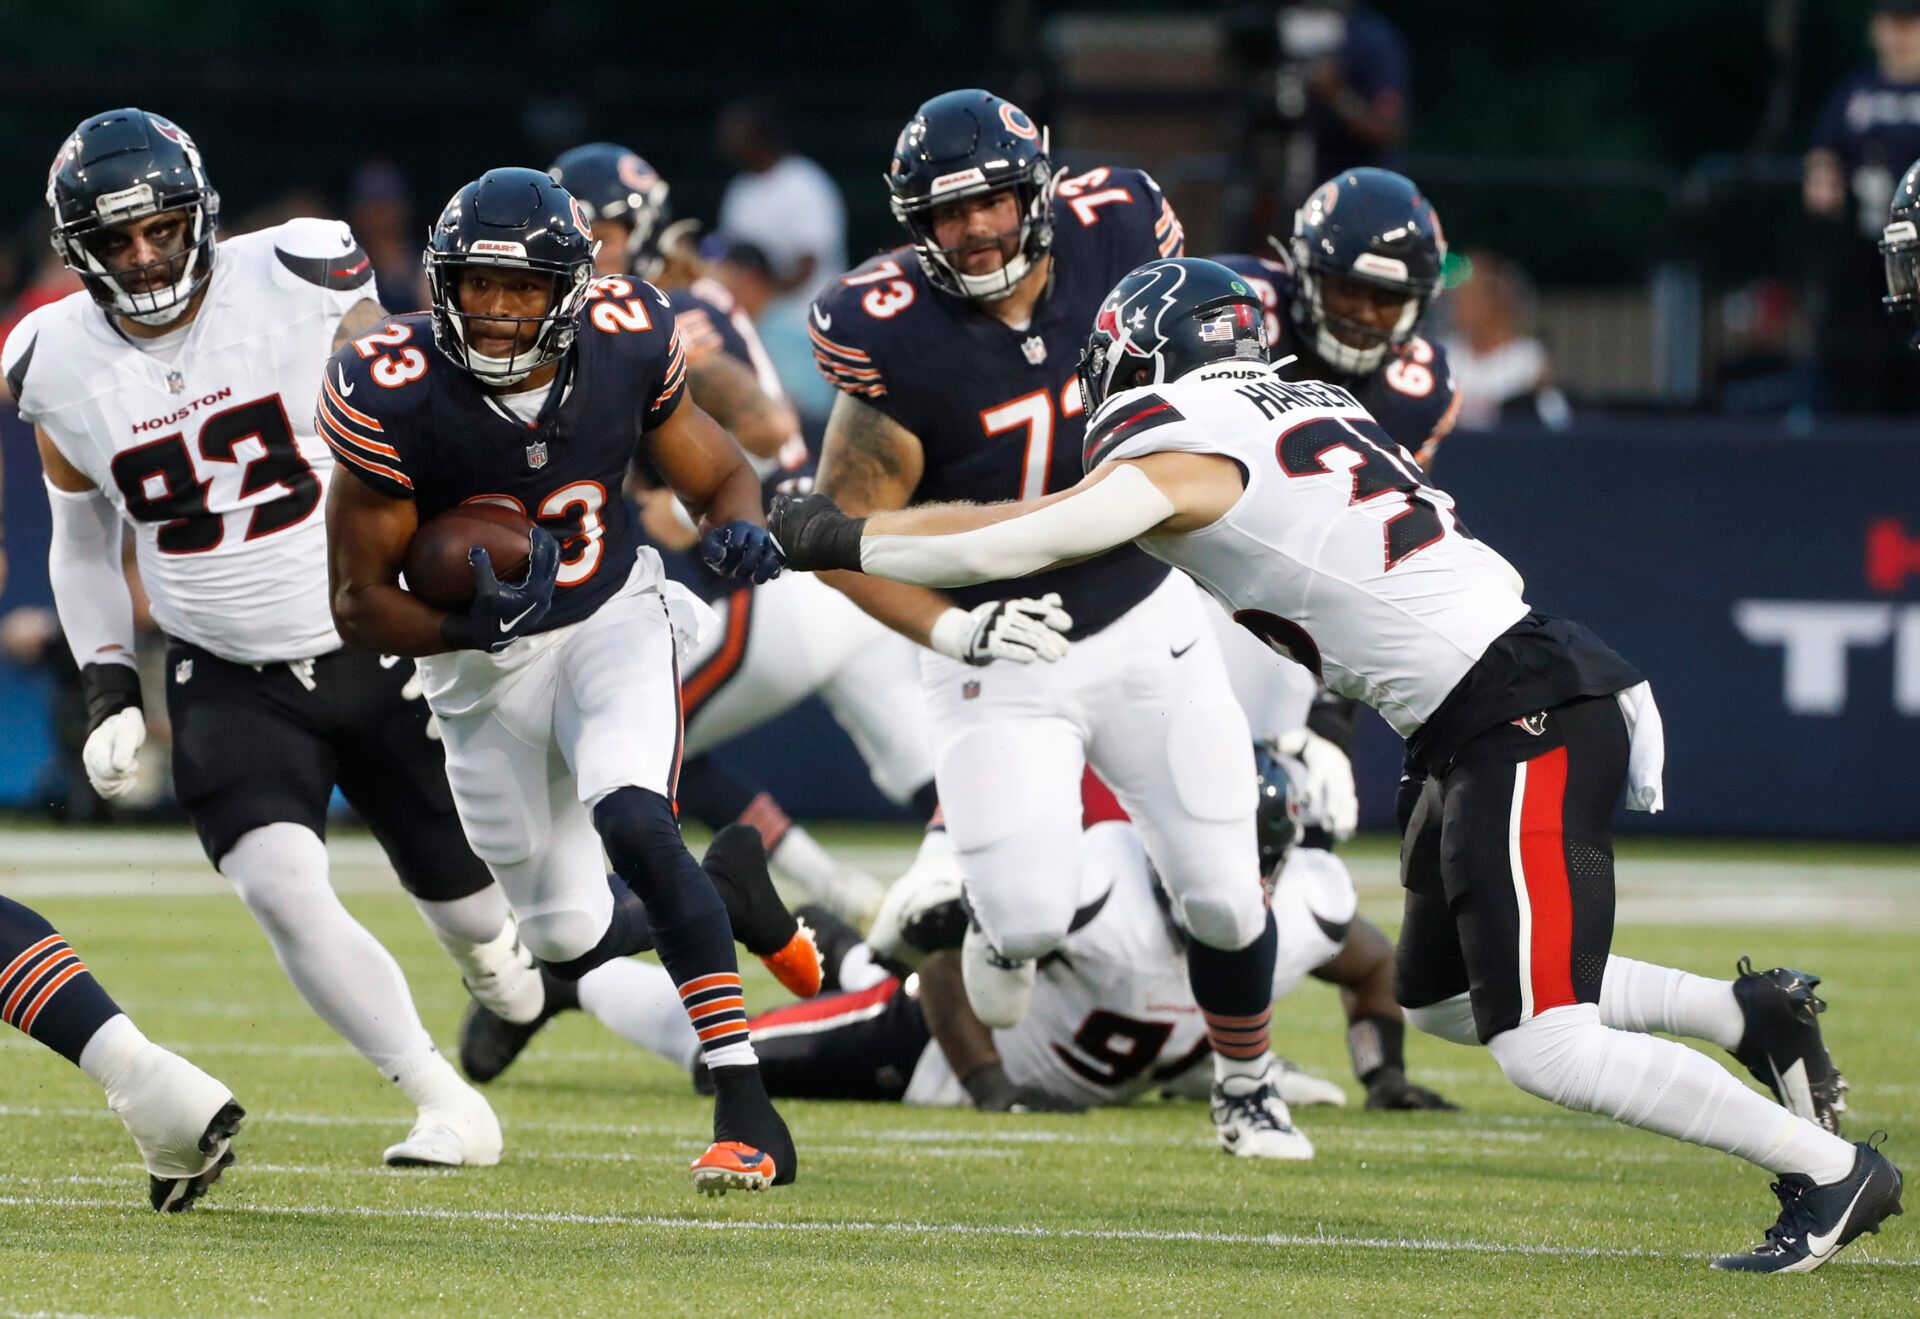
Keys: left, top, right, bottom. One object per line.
{"left": 324, "top": 473, "right": 449, "bottom": 657}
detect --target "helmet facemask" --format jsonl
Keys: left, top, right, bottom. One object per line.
{"left": 892, "top": 158, "right": 1054, "bottom": 302}
{"left": 1293, "top": 261, "right": 1430, "bottom": 375}
{"left": 1883, "top": 217, "right": 1920, "bottom": 348}
{"left": 427, "top": 254, "right": 593, "bottom": 387}
{"left": 57, "top": 195, "right": 218, "bottom": 328}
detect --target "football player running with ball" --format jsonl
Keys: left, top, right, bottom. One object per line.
{"left": 773, "top": 257, "right": 1902, "bottom": 1271}
{"left": 806, "top": 90, "right": 1311, "bottom": 1159}
{"left": 323, "top": 167, "right": 795, "bottom": 1194}
{"left": 5, "top": 108, "right": 516, "bottom": 1168}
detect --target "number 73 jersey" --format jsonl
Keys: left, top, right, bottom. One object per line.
{"left": 4, "top": 218, "right": 375, "bottom": 663}
{"left": 1083, "top": 362, "right": 1531, "bottom": 739}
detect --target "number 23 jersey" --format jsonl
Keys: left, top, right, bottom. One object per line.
{"left": 4, "top": 218, "right": 373, "bottom": 663}
{"left": 319, "top": 274, "right": 687, "bottom": 636}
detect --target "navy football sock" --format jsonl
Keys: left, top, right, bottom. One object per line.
{"left": 1185, "top": 910, "right": 1278, "bottom": 1066}
{"left": 675, "top": 756, "right": 761, "bottom": 833}
{"left": 0, "top": 895, "right": 123, "bottom": 1066}
{"left": 593, "top": 787, "right": 753, "bottom": 1068}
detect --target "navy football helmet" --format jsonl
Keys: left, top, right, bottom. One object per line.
{"left": 1882, "top": 157, "right": 1920, "bottom": 350}
{"left": 547, "top": 143, "right": 685, "bottom": 280}
{"left": 1286, "top": 167, "right": 1445, "bottom": 374}
{"left": 887, "top": 89, "right": 1054, "bottom": 301}
{"left": 425, "top": 167, "right": 597, "bottom": 386}
{"left": 1254, "top": 743, "right": 1303, "bottom": 881}
{"left": 46, "top": 108, "right": 220, "bottom": 327}
{"left": 1078, "top": 257, "right": 1267, "bottom": 417}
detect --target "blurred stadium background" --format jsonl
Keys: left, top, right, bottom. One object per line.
{"left": 0, "top": 0, "right": 1912, "bottom": 839}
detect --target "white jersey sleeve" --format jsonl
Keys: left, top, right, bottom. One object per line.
{"left": 13, "top": 220, "right": 372, "bottom": 663}
{"left": 1083, "top": 365, "right": 1530, "bottom": 738}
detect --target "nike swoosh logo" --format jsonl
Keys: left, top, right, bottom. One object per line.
{"left": 811, "top": 305, "right": 832, "bottom": 331}
{"left": 499, "top": 603, "right": 539, "bottom": 633}
{"left": 1771, "top": 1057, "right": 1816, "bottom": 1122}
{"left": 1807, "top": 1182, "right": 1871, "bottom": 1258}
{"left": 335, "top": 364, "right": 355, "bottom": 396}
{"left": 1170, "top": 639, "right": 1196, "bottom": 659}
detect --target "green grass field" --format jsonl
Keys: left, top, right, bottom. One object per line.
{"left": 1, "top": 825, "right": 1916, "bottom": 1317}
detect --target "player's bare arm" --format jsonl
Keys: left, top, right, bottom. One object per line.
{"left": 324, "top": 474, "right": 449, "bottom": 657}
{"left": 812, "top": 391, "right": 954, "bottom": 645}
{"left": 774, "top": 451, "right": 1243, "bottom": 588}
{"left": 330, "top": 297, "right": 387, "bottom": 352}
{"left": 686, "top": 350, "right": 797, "bottom": 461}
{"left": 642, "top": 398, "right": 765, "bottom": 530}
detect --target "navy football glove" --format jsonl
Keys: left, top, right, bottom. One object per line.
{"left": 440, "top": 527, "right": 561, "bottom": 654}
{"left": 767, "top": 492, "right": 866, "bottom": 572}
{"left": 699, "top": 519, "right": 784, "bottom": 584}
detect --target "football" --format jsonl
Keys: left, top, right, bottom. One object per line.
{"left": 403, "top": 502, "right": 537, "bottom": 612}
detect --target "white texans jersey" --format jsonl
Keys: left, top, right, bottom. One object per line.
{"left": 1083, "top": 362, "right": 1529, "bottom": 738}
{"left": 3, "top": 219, "right": 376, "bottom": 662}
{"left": 992, "top": 824, "right": 1210, "bottom": 1107}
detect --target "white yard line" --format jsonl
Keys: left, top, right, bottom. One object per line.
{"left": 0, "top": 1193, "right": 1910, "bottom": 1270}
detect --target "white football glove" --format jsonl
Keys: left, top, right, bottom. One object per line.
{"left": 82, "top": 706, "right": 147, "bottom": 799}
{"left": 1273, "top": 727, "right": 1359, "bottom": 842}
{"left": 930, "top": 594, "right": 1073, "bottom": 666}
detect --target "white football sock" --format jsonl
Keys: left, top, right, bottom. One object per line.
{"left": 768, "top": 825, "right": 843, "bottom": 900}
{"left": 411, "top": 886, "right": 511, "bottom": 948}
{"left": 1489, "top": 1004, "right": 1855, "bottom": 1184}
{"left": 387, "top": 1046, "right": 475, "bottom": 1109}
{"left": 576, "top": 957, "right": 701, "bottom": 1071}
{"left": 1599, "top": 956, "right": 1745, "bottom": 1052}
{"left": 219, "top": 822, "right": 436, "bottom": 1076}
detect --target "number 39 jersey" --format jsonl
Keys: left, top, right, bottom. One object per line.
{"left": 1083, "top": 361, "right": 1531, "bottom": 741}
{"left": 809, "top": 166, "right": 1185, "bottom": 639}
{"left": 3, "top": 218, "right": 374, "bottom": 663}
{"left": 319, "top": 274, "right": 687, "bottom": 635}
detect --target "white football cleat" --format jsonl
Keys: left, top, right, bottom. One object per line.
{"left": 1212, "top": 1065, "right": 1315, "bottom": 1161}
{"left": 866, "top": 839, "right": 967, "bottom": 967}
{"left": 1272, "top": 1055, "right": 1348, "bottom": 1108}
{"left": 384, "top": 1082, "right": 503, "bottom": 1167}
{"left": 104, "top": 1040, "right": 245, "bottom": 1211}
{"left": 458, "top": 924, "right": 546, "bottom": 1026}
{"left": 961, "top": 922, "right": 1034, "bottom": 1029}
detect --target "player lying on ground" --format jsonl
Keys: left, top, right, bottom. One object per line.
{"left": 769, "top": 256, "right": 1898, "bottom": 1272}
{"left": 7, "top": 108, "right": 526, "bottom": 1167}
{"left": 323, "top": 166, "right": 798, "bottom": 1195}
{"left": 551, "top": 141, "right": 951, "bottom": 924}
{"left": 0, "top": 894, "right": 242, "bottom": 1211}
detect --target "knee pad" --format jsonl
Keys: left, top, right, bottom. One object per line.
{"left": 1487, "top": 1004, "right": 1607, "bottom": 1110}
{"left": 219, "top": 823, "right": 332, "bottom": 940}
{"left": 1404, "top": 992, "right": 1480, "bottom": 1047}
{"left": 516, "top": 907, "right": 609, "bottom": 968}
{"left": 1178, "top": 885, "right": 1268, "bottom": 952}
{"left": 972, "top": 894, "right": 1072, "bottom": 964}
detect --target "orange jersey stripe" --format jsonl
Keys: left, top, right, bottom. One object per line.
{"left": 321, "top": 373, "right": 386, "bottom": 432}
{"left": 318, "top": 400, "right": 401, "bottom": 459}
{"left": 319, "top": 429, "right": 414, "bottom": 490}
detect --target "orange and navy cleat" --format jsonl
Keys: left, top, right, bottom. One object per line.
{"left": 690, "top": 1140, "right": 777, "bottom": 1195}
{"left": 758, "top": 922, "right": 822, "bottom": 999}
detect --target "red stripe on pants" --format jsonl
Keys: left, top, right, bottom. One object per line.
{"left": 1518, "top": 747, "right": 1575, "bottom": 1015}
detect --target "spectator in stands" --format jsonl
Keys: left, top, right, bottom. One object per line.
{"left": 346, "top": 160, "right": 424, "bottom": 312}
{"left": 715, "top": 100, "right": 846, "bottom": 416}
{"left": 1443, "top": 250, "right": 1570, "bottom": 431}
{"left": 1805, "top": 0, "right": 1920, "bottom": 413}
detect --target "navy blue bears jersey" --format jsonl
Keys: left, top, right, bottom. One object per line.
{"left": 1212, "top": 253, "right": 1460, "bottom": 465}
{"left": 318, "top": 273, "right": 687, "bottom": 634}
{"left": 810, "top": 166, "right": 1185, "bottom": 639}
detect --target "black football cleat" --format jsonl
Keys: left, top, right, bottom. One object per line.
{"left": 1731, "top": 956, "right": 1849, "bottom": 1134}
{"left": 1712, "top": 1138, "right": 1903, "bottom": 1273}
{"left": 704, "top": 824, "right": 820, "bottom": 998}
{"left": 458, "top": 967, "right": 577, "bottom": 1084}
{"left": 1364, "top": 1067, "right": 1460, "bottom": 1112}
{"left": 149, "top": 1099, "right": 246, "bottom": 1213}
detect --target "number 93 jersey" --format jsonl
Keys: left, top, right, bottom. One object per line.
{"left": 1083, "top": 362, "right": 1529, "bottom": 741}
{"left": 809, "top": 166, "right": 1186, "bottom": 639}
{"left": 3, "top": 218, "right": 374, "bottom": 663}
{"left": 319, "top": 274, "right": 688, "bottom": 635}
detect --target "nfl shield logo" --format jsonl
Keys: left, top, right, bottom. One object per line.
{"left": 525, "top": 439, "right": 549, "bottom": 470}
{"left": 165, "top": 370, "right": 185, "bottom": 394}
{"left": 962, "top": 680, "right": 981, "bottom": 701}
{"left": 1020, "top": 336, "right": 1047, "bottom": 365}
